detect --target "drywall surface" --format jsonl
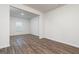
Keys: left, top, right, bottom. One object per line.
{"left": 10, "top": 17, "right": 30, "bottom": 36}
{"left": 30, "top": 17, "right": 39, "bottom": 36}
{"left": 43, "top": 5, "right": 79, "bottom": 47}
{"left": 0, "top": 5, "right": 10, "bottom": 48}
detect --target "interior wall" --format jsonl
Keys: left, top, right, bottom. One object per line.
{"left": 10, "top": 17, "right": 30, "bottom": 36}
{"left": 0, "top": 5, "right": 10, "bottom": 48}
{"left": 43, "top": 5, "right": 79, "bottom": 47}
{"left": 30, "top": 16, "right": 39, "bottom": 36}
{"left": 10, "top": 16, "right": 39, "bottom": 36}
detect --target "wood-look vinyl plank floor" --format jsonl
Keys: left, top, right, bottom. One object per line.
{"left": 0, "top": 34, "right": 79, "bottom": 54}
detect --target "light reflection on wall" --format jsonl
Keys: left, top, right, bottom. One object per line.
{"left": 16, "top": 22, "right": 23, "bottom": 32}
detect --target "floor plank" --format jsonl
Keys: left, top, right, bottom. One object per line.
{"left": 0, "top": 34, "right": 79, "bottom": 54}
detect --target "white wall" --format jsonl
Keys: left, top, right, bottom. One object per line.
{"left": 0, "top": 5, "right": 10, "bottom": 48}
{"left": 30, "top": 17, "right": 39, "bottom": 36}
{"left": 10, "top": 17, "right": 30, "bottom": 36}
{"left": 10, "top": 16, "right": 39, "bottom": 36}
{"left": 43, "top": 5, "right": 79, "bottom": 47}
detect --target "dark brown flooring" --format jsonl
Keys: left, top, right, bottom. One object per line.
{"left": 0, "top": 34, "right": 79, "bottom": 54}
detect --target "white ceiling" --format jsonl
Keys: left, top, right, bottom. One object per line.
{"left": 26, "top": 4, "right": 64, "bottom": 13}
{"left": 10, "top": 6, "right": 38, "bottom": 19}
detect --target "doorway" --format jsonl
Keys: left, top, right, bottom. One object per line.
{"left": 10, "top": 6, "right": 39, "bottom": 37}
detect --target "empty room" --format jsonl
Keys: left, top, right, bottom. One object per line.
{"left": 0, "top": 4, "right": 79, "bottom": 54}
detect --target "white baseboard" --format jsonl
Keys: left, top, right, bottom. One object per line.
{"left": 40, "top": 36, "right": 79, "bottom": 48}
{"left": 10, "top": 33, "right": 29, "bottom": 36}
